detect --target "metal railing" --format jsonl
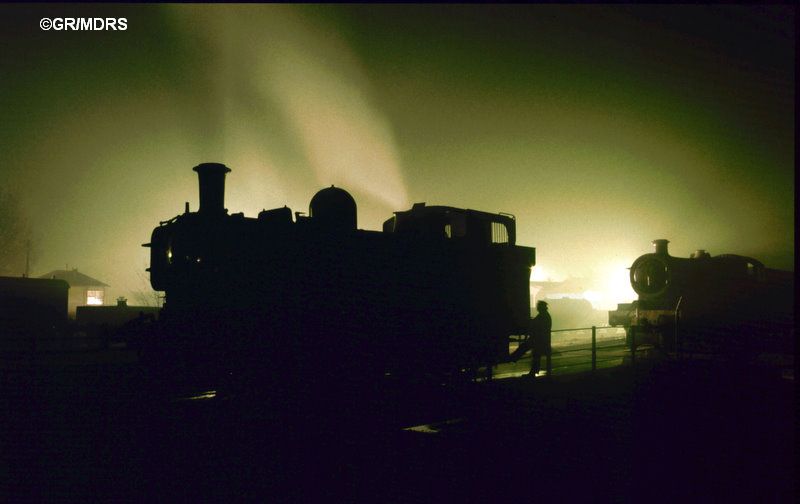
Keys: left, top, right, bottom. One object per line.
{"left": 499, "top": 325, "right": 636, "bottom": 379}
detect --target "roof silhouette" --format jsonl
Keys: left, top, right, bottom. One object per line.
{"left": 38, "top": 269, "right": 108, "bottom": 288}
{"left": 530, "top": 278, "right": 588, "bottom": 292}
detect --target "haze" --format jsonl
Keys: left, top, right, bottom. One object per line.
{"left": 0, "top": 5, "right": 793, "bottom": 309}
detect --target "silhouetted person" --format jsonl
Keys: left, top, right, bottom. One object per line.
{"left": 528, "top": 300, "right": 552, "bottom": 377}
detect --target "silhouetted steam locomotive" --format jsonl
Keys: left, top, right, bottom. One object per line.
{"left": 143, "top": 163, "right": 534, "bottom": 382}
{"left": 609, "top": 240, "right": 794, "bottom": 357}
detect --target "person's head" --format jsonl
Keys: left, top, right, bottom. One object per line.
{"left": 536, "top": 300, "right": 548, "bottom": 313}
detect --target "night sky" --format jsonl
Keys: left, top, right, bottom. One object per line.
{"left": 0, "top": 5, "right": 794, "bottom": 308}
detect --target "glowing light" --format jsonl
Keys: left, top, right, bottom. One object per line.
{"left": 604, "top": 262, "right": 637, "bottom": 306}
{"left": 531, "top": 265, "right": 557, "bottom": 282}
{"left": 403, "top": 418, "right": 465, "bottom": 434}
{"left": 580, "top": 263, "right": 637, "bottom": 311}
{"left": 86, "top": 290, "right": 104, "bottom": 305}
{"left": 582, "top": 290, "right": 602, "bottom": 305}
{"left": 178, "top": 390, "right": 217, "bottom": 401}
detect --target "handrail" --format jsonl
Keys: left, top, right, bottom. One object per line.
{"left": 552, "top": 326, "right": 617, "bottom": 333}
{"left": 504, "top": 325, "right": 632, "bottom": 378}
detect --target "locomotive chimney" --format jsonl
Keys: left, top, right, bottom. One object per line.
{"left": 652, "top": 239, "right": 670, "bottom": 256}
{"left": 193, "top": 163, "right": 231, "bottom": 215}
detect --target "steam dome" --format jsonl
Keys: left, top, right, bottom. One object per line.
{"left": 309, "top": 186, "right": 357, "bottom": 231}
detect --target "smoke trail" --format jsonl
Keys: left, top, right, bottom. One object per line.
{"left": 173, "top": 5, "right": 409, "bottom": 219}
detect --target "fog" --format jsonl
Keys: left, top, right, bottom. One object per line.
{"left": 0, "top": 5, "right": 793, "bottom": 309}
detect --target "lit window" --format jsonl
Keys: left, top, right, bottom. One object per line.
{"left": 87, "top": 290, "right": 104, "bottom": 305}
{"left": 491, "top": 222, "right": 509, "bottom": 244}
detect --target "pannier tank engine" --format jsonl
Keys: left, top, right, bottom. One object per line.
{"left": 145, "top": 163, "right": 535, "bottom": 379}
{"left": 609, "top": 239, "right": 794, "bottom": 357}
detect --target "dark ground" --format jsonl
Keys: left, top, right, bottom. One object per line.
{"left": 1, "top": 358, "right": 794, "bottom": 503}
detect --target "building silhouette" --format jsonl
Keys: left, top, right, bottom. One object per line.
{"left": 38, "top": 268, "right": 108, "bottom": 318}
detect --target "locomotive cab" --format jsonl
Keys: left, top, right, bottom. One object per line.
{"left": 382, "top": 203, "right": 516, "bottom": 246}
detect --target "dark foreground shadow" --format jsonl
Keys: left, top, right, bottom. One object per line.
{"left": 1, "top": 360, "right": 793, "bottom": 502}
